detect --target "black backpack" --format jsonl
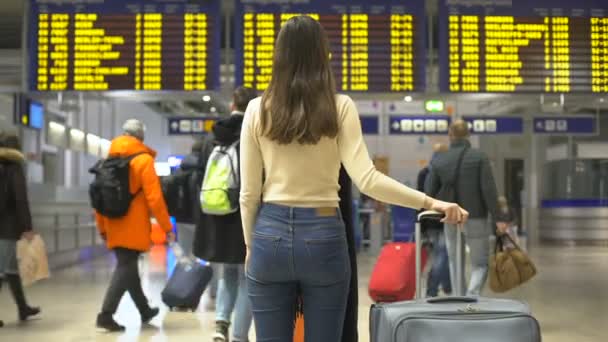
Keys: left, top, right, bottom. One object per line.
{"left": 161, "top": 170, "right": 194, "bottom": 222}
{"left": 89, "top": 153, "right": 145, "bottom": 218}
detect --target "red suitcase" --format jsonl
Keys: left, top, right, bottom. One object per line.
{"left": 368, "top": 242, "right": 428, "bottom": 303}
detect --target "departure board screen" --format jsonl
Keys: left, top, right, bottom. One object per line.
{"left": 28, "top": 0, "right": 220, "bottom": 91}
{"left": 234, "top": 0, "right": 427, "bottom": 92}
{"left": 439, "top": 0, "right": 608, "bottom": 93}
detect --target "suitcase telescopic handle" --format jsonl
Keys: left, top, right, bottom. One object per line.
{"left": 417, "top": 210, "right": 445, "bottom": 222}
{"left": 427, "top": 296, "right": 478, "bottom": 304}
{"left": 415, "top": 211, "right": 445, "bottom": 299}
{"left": 415, "top": 211, "right": 465, "bottom": 298}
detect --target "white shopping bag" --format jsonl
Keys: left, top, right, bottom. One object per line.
{"left": 16, "top": 235, "right": 50, "bottom": 286}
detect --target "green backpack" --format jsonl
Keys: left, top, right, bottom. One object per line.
{"left": 200, "top": 140, "right": 240, "bottom": 215}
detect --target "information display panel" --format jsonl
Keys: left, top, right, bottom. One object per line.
{"left": 235, "top": 0, "right": 427, "bottom": 92}
{"left": 533, "top": 115, "right": 596, "bottom": 134}
{"left": 168, "top": 117, "right": 218, "bottom": 135}
{"left": 439, "top": 0, "right": 608, "bottom": 93}
{"left": 29, "top": 0, "right": 221, "bottom": 91}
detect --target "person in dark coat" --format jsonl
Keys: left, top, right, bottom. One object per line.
{"left": 338, "top": 167, "right": 358, "bottom": 342}
{"left": 419, "top": 144, "right": 452, "bottom": 297}
{"left": 426, "top": 120, "right": 503, "bottom": 296}
{"left": 0, "top": 131, "right": 40, "bottom": 328}
{"left": 293, "top": 167, "right": 359, "bottom": 342}
{"left": 177, "top": 139, "right": 206, "bottom": 225}
{"left": 193, "top": 86, "right": 258, "bottom": 342}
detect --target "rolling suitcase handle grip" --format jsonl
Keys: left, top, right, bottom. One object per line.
{"left": 415, "top": 211, "right": 465, "bottom": 298}
{"left": 427, "top": 296, "right": 477, "bottom": 304}
{"left": 417, "top": 210, "right": 445, "bottom": 222}
{"left": 169, "top": 242, "right": 208, "bottom": 265}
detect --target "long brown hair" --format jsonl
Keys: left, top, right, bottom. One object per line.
{"left": 260, "top": 16, "right": 339, "bottom": 145}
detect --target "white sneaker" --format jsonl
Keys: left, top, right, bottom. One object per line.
{"left": 205, "top": 299, "right": 216, "bottom": 312}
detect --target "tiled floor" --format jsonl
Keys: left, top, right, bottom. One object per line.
{"left": 0, "top": 244, "right": 607, "bottom": 341}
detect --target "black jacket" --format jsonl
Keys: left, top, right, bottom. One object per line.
{"left": 416, "top": 166, "right": 430, "bottom": 193}
{"left": 192, "top": 113, "right": 246, "bottom": 264}
{"left": 426, "top": 140, "right": 499, "bottom": 220}
{"left": 339, "top": 167, "right": 358, "bottom": 342}
{"left": 175, "top": 150, "right": 205, "bottom": 225}
{"left": 0, "top": 148, "right": 33, "bottom": 240}
{"left": 417, "top": 165, "right": 443, "bottom": 232}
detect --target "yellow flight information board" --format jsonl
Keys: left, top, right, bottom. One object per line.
{"left": 440, "top": 0, "right": 608, "bottom": 93}
{"left": 29, "top": 0, "right": 220, "bottom": 91}
{"left": 235, "top": 0, "right": 427, "bottom": 92}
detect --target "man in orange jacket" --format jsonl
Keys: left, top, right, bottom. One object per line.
{"left": 95, "top": 119, "right": 174, "bottom": 332}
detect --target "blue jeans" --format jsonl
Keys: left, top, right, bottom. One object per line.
{"left": 247, "top": 204, "right": 351, "bottom": 342}
{"left": 216, "top": 263, "right": 253, "bottom": 341}
{"left": 445, "top": 218, "right": 490, "bottom": 296}
{"left": 426, "top": 229, "right": 452, "bottom": 297}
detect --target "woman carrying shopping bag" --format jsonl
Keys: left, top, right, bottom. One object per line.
{"left": 0, "top": 131, "right": 41, "bottom": 327}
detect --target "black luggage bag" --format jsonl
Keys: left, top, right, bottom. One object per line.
{"left": 162, "top": 244, "right": 213, "bottom": 311}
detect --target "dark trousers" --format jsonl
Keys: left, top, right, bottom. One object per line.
{"left": 101, "top": 248, "right": 150, "bottom": 315}
{"left": 426, "top": 229, "right": 452, "bottom": 297}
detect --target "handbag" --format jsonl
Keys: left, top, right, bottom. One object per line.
{"left": 489, "top": 234, "right": 537, "bottom": 293}
{"left": 436, "top": 147, "right": 468, "bottom": 203}
{"left": 16, "top": 235, "right": 50, "bottom": 287}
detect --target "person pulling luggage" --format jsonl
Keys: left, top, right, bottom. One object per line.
{"left": 91, "top": 119, "right": 175, "bottom": 332}
{"left": 194, "top": 86, "right": 258, "bottom": 342}
{"left": 426, "top": 120, "right": 505, "bottom": 296}
{"left": 417, "top": 143, "right": 452, "bottom": 297}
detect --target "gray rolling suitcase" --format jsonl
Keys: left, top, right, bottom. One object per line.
{"left": 370, "top": 211, "right": 541, "bottom": 342}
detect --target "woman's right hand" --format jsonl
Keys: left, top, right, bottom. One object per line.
{"left": 428, "top": 198, "right": 469, "bottom": 225}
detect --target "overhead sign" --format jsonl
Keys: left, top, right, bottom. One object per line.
{"left": 389, "top": 115, "right": 451, "bottom": 135}
{"left": 439, "top": 0, "right": 608, "bottom": 93}
{"left": 234, "top": 0, "right": 427, "bottom": 92}
{"left": 361, "top": 116, "right": 379, "bottom": 135}
{"left": 463, "top": 117, "right": 524, "bottom": 134}
{"left": 533, "top": 116, "right": 596, "bottom": 135}
{"left": 168, "top": 117, "right": 218, "bottom": 135}
{"left": 425, "top": 100, "right": 445, "bottom": 113}
{"left": 29, "top": 0, "right": 221, "bottom": 91}
{"left": 390, "top": 115, "right": 525, "bottom": 135}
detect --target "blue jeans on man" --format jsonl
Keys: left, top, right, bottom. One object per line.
{"left": 425, "top": 228, "right": 452, "bottom": 297}
{"left": 444, "top": 218, "right": 490, "bottom": 296}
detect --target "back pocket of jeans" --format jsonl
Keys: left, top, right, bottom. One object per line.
{"left": 304, "top": 237, "right": 349, "bottom": 285}
{"left": 247, "top": 233, "right": 282, "bottom": 283}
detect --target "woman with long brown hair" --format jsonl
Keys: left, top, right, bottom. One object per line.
{"left": 239, "top": 16, "right": 468, "bottom": 341}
